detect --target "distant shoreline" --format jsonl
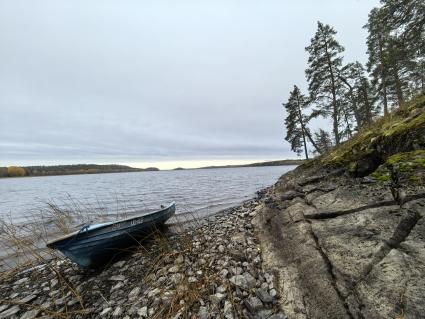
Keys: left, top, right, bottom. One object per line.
{"left": 0, "top": 159, "right": 304, "bottom": 179}
{"left": 196, "top": 159, "right": 304, "bottom": 170}
{"left": 0, "top": 164, "right": 159, "bottom": 179}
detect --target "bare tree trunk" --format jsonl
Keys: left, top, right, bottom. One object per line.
{"left": 378, "top": 37, "right": 389, "bottom": 116}
{"left": 393, "top": 66, "right": 404, "bottom": 105}
{"left": 361, "top": 83, "right": 372, "bottom": 125}
{"left": 305, "top": 129, "right": 322, "bottom": 155}
{"left": 295, "top": 95, "right": 309, "bottom": 160}
{"left": 325, "top": 42, "right": 340, "bottom": 145}
{"left": 338, "top": 75, "right": 361, "bottom": 128}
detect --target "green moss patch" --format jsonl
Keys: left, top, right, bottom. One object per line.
{"left": 371, "top": 150, "right": 425, "bottom": 184}
{"left": 318, "top": 94, "right": 425, "bottom": 176}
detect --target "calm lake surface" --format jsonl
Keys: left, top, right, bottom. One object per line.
{"left": 0, "top": 166, "right": 295, "bottom": 225}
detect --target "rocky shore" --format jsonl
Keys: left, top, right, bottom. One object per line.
{"left": 0, "top": 201, "right": 287, "bottom": 319}
{"left": 254, "top": 166, "right": 425, "bottom": 319}
{"left": 253, "top": 96, "right": 425, "bottom": 319}
{"left": 1, "top": 97, "right": 424, "bottom": 319}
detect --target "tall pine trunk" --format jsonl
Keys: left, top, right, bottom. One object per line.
{"left": 305, "top": 130, "right": 322, "bottom": 155}
{"left": 361, "top": 84, "right": 372, "bottom": 125}
{"left": 325, "top": 42, "right": 340, "bottom": 145}
{"left": 339, "top": 76, "right": 361, "bottom": 128}
{"left": 295, "top": 95, "right": 309, "bottom": 159}
{"left": 378, "top": 37, "right": 389, "bottom": 116}
{"left": 392, "top": 65, "right": 404, "bottom": 105}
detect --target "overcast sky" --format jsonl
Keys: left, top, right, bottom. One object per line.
{"left": 0, "top": 0, "right": 379, "bottom": 169}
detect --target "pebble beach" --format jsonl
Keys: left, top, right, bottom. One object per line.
{"left": 0, "top": 197, "right": 287, "bottom": 319}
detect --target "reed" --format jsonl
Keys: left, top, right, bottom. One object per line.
{"left": 0, "top": 197, "right": 228, "bottom": 318}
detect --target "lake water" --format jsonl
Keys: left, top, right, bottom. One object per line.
{"left": 0, "top": 166, "right": 295, "bottom": 225}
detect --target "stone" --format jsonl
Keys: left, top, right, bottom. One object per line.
{"left": 111, "top": 282, "right": 124, "bottom": 291}
{"left": 209, "top": 293, "right": 225, "bottom": 305}
{"left": 18, "top": 294, "right": 37, "bottom": 304}
{"left": 112, "top": 306, "right": 123, "bottom": 317}
{"left": 243, "top": 272, "right": 256, "bottom": 289}
{"left": 229, "top": 267, "right": 242, "bottom": 275}
{"left": 229, "top": 249, "right": 246, "bottom": 261}
{"left": 223, "top": 301, "right": 234, "bottom": 319}
{"left": 256, "top": 309, "right": 273, "bottom": 319}
{"left": 198, "top": 306, "right": 209, "bottom": 319}
{"left": 220, "top": 269, "right": 229, "bottom": 278}
{"left": 54, "top": 297, "right": 65, "bottom": 306}
{"left": 113, "top": 260, "right": 126, "bottom": 268}
{"left": 13, "top": 278, "right": 28, "bottom": 285}
{"left": 19, "top": 309, "right": 40, "bottom": 319}
{"left": 268, "top": 314, "right": 288, "bottom": 319}
{"left": 67, "top": 298, "right": 79, "bottom": 306}
{"left": 168, "top": 265, "right": 180, "bottom": 273}
{"left": 99, "top": 307, "right": 112, "bottom": 316}
{"left": 147, "top": 288, "right": 160, "bottom": 298}
{"left": 0, "top": 306, "right": 20, "bottom": 318}
{"left": 137, "top": 306, "right": 148, "bottom": 317}
{"left": 109, "top": 275, "right": 125, "bottom": 281}
{"left": 170, "top": 273, "right": 184, "bottom": 285}
{"left": 50, "top": 278, "right": 58, "bottom": 288}
{"left": 229, "top": 275, "right": 248, "bottom": 290}
{"left": 217, "top": 285, "right": 226, "bottom": 293}
{"left": 280, "top": 190, "right": 305, "bottom": 201}
{"left": 256, "top": 288, "right": 273, "bottom": 303}
{"left": 243, "top": 296, "right": 263, "bottom": 314}
{"left": 231, "top": 233, "right": 246, "bottom": 245}
{"left": 128, "top": 287, "right": 141, "bottom": 300}
{"left": 188, "top": 276, "right": 197, "bottom": 283}
{"left": 175, "top": 255, "right": 184, "bottom": 264}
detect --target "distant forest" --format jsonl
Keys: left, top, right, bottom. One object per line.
{"left": 0, "top": 164, "right": 159, "bottom": 178}
{"left": 284, "top": 0, "right": 424, "bottom": 159}
{"left": 199, "top": 159, "right": 304, "bottom": 169}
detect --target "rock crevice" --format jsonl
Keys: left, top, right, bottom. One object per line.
{"left": 255, "top": 162, "right": 425, "bottom": 319}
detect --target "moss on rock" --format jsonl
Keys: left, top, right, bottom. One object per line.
{"left": 371, "top": 150, "right": 425, "bottom": 185}
{"left": 316, "top": 94, "right": 425, "bottom": 177}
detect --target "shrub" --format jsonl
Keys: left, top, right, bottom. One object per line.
{"left": 7, "top": 166, "right": 27, "bottom": 177}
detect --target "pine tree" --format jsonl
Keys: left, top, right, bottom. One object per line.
{"left": 357, "top": 75, "right": 380, "bottom": 126}
{"left": 366, "top": 4, "right": 423, "bottom": 111}
{"left": 365, "top": 7, "right": 392, "bottom": 115}
{"left": 283, "top": 86, "right": 315, "bottom": 159}
{"left": 381, "top": 0, "right": 425, "bottom": 56}
{"left": 305, "top": 21, "right": 345, "bottom": 145}
{"left": 392, "top": 0, "right": 425, "bottom": 95}
{"left": 339, "top": 62, "right": 379, "bottom": 128}
{"left": 313, "top": 129, "right": 333, "bottom": 155}
{"left": 381, "top": 0, "right": 425, "bottom": 96}
{"left": 338, "top": 62, "right": 363, "bottom": 128}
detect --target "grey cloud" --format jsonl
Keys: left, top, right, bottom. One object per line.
{"left": 0, "top": 0, "right": 379, "bottom": 166}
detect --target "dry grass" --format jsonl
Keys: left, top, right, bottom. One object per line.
{"left": 0, "top": 198, "right": 230, "bottom": 319}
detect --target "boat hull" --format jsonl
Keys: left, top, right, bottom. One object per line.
{"left": 47, "top": 202, "right": 175, "bottom": 267}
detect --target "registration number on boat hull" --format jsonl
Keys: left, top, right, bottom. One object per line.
{"left": 111, "top": 217, "right": 144, "bottom": 230}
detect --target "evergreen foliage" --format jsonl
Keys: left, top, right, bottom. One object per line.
{"left": 283, "top": 86, "right": 311, "bottom": 159}
{"left": 283, "top": 1, "right": 424, "bottom": 158}
{"left": 305, "top": 22, "right": 345, "bottom": 145}
{"left": 313, "top": 129, "right": 333, "bottom": 155}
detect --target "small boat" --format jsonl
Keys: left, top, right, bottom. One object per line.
{"left": 47, "top": 202, "right": 176, "bottom": 267}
